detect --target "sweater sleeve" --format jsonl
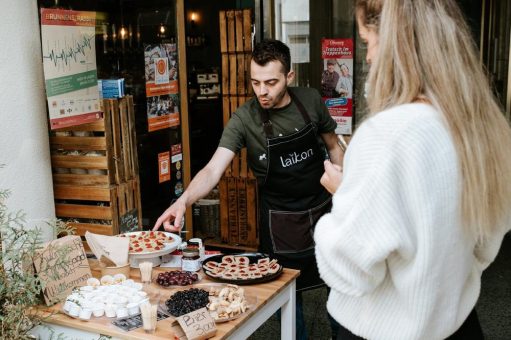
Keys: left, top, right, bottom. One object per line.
{"left": 314, "top": 110, "right": 446, "bottom": 296}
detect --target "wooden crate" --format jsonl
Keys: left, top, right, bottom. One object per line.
{"left": 50, "top": 96, "right": 138, "bottom": 186}
{"left": 217, "top": 9, "right": 258, "bottom": 249}
{"left": 54, "top": 177, "right": 142, "bottom": 237}
{"left": 49, "top": 96, "right": 142, "bottom": 238}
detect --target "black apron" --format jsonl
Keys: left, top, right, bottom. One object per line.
{"left": 258, "top": 90, "right": 332, "bottom": 291}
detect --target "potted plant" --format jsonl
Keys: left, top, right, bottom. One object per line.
{"left": 0, "top": 170, "right": 74, "bottom": 339}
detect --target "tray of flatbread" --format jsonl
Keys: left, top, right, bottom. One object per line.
{"left": 202, "top": 253, "right": 283, "bottom": 285}
{"left": 119, "top": 231, "right": 180, "bottom": 256}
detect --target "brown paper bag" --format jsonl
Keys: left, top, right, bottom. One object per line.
{"left": 33, "top": 235, "right": 92, "bottom": 306}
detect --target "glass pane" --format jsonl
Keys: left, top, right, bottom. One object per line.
{"left": 37, "top": 0, "right": 183, "bottom": 227}
{"left": 273, "top": 0, "right": 310, "bottom": 87}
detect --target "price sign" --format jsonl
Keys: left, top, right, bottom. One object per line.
{"left": 119, "top": 209, "right": 139, "bottom": 233}
{"left": 173, "top": 307, "right": 217, "bottom": 340}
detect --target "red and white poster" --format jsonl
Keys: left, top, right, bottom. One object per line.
{"left": 158, "top": 151, "right": 171, "bottom": 183}
{"left": 321, "top": 38, "right": 353, "bottom": 135}
{"left": 40, "top": 8, "right": 102, "bottom": 129}
{"left": 144, "top": 44, "right": 180, "bottom": 132}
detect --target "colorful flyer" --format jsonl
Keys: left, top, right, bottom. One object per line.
{"left": 41, "top": 8, "right": 102, "bottom": 129}
{"left": 321, "top": 38, "right": 353, "bottom": 135}
{"left": 171, "top": 144, "right": 183, "bottom": 163}
{"left": 144, "top": 44, "right": 180, "bottom": 132}
{"left": 158, "top": 151, "right": 171, "bottom": 183}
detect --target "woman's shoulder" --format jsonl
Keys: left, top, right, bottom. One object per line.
{"left": 353, "top": 103, "right": 451, "bottom": 152}
{"left": 365, "top": 103, "right": 444, "bottom": 133}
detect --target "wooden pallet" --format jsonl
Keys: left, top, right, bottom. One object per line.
{"left": 49, "top": 96, "right": 142, "bottom": 238}
{"left": 218, "top": 9, "right": 258, "bottom": 249}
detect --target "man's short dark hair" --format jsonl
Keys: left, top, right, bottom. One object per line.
{"left": 251, "top": 39, "right": 291, "bottom": 74}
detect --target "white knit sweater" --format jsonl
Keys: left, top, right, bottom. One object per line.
{"left": 314, "top": 103, "right": 508, "bottom": 340}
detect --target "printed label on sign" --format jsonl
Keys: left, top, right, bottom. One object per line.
{"left": 154, "top": 58, "right": 169, "bottom": 85}
{"left": 172, "top": 153, "right": 183, "bottom": 163}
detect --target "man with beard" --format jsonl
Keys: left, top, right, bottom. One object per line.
{"left": 154, "top": 39, "right": 343, "bottom": 339}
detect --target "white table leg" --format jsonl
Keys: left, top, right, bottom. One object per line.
{"left": 227, "top": 279, "right": 297, "bottom": 339}
{"left": 280, "top": 279, "right": 296, "bottom": 340}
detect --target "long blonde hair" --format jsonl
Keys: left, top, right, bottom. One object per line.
{"left": 356, "top": 0, "right": 511, "bottom": 241}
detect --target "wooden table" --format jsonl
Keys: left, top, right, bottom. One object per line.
{"left": 33, "top": 262, "right": 299, "bottom": 339}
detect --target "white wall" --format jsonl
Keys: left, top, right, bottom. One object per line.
{"left": 0, "top": 0, "right": 55, "bottom": 242}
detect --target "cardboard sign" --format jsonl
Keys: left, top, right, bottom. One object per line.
{"left": 172, "top": 307, "right": 217, "bottom": 340}
{"left": 33, "top": 235, "right": 92, "bottom": 306}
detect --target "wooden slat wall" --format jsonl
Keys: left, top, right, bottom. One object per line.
{"left": 218, "top": 9, "right": 258, "bottom": 249}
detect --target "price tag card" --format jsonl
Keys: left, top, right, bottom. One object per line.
{"left": 172, "top": 307, "right": 217, "bottom": 340}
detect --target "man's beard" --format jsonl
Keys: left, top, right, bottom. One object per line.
{"left": 258, "top": 86, "right": 288, "bottom": 109}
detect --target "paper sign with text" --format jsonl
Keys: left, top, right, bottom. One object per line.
{"left": 33, "top": 235, "right": 92, "bottom": 306}
{"left": 40, "top": 8, "right": 102, "bottom": 129}
{"left": 158, "top": 151, "right": 171, "bottom": 183}
{"left": 172, "top": 307, "right": 217, "bottom": 340}
{"left": 321, "top": 38, "right": 353, "bottom": 134}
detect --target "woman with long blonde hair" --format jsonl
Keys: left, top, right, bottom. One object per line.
{"left": 314, "top": 0, "right": 511, "bottom": 339}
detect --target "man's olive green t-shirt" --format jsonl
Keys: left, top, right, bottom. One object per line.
{"left": 218, "top": 87, "right": 337, "bottom": 179}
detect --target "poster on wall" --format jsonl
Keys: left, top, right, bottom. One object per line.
{"left": 40, "top": 8, "right": 102, "bottom": 130}
{"left": 158, "top": 151, "right": 171, "bottom": 183}
{"left": 321, "top": 38, "right": 353, "bottom": 135}
{"left": 144, "top": 44, "right": 180, "bottom": 132}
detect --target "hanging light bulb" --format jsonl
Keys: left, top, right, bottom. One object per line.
{"left": 120, "top": 26, "right": 127, "bottom": 39}
{"left": 160, "top": 25, "right": 166, "bottom": 34}
{"left": 190, "top": 12, "right": 197, "bottom": 23}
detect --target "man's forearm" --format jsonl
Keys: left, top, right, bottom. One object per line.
{"left": 176, "top": 167, "right": 220, "bottom": 207}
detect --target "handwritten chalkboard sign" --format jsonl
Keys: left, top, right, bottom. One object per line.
{"left": 33, "top": 235, "right": 92, "bottom": 306}
{"left": 120, "top": 209, "right": 139, "bottom": 233}
{"left": 172, "top": 307, "right": 217, "bottom": 340}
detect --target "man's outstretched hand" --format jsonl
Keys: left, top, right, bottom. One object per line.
{"left": 152, "top": 200, "right": 186, "bottom": 232}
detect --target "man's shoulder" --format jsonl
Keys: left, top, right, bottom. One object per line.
{"left": 234, "top": 97, "right": 258, "bottom": 116}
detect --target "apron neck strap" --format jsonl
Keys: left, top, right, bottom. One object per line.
{"left": 259, "top": 88, "right": 311, "bottom": 138}
{"left": 288, "top": 90, "right": 311, "bottom": 124}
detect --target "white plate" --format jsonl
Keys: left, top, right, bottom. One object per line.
{"left": 121, "top": 231, "right": 181, "bottom": 268}
{"left": 122, "top": 231, "right": 181, "bottom": 257}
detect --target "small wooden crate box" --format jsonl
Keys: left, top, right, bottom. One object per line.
{"left": 49, "top": 96, "right": 142, "bottom": 238}
{"left": 54, "top": 177, "right": 142, "bottom": 237}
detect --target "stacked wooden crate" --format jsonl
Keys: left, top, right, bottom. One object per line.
{"left": 218, "top": 9, "right": 258, "bottom": 249}
{"left": 50, "top": 96, "right": 142, "bottom": 242}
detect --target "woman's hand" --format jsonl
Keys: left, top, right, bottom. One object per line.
{"left": 320, "top": 160, "right": 343, "bottom": 194}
